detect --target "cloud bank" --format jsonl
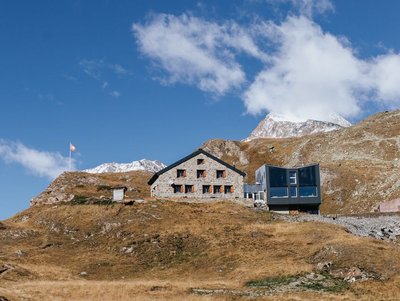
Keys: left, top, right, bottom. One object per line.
{"left": 133, "top": 6, "right": 400, "bottom": 122}
{"left": 244, "top": 16, "right": 400, "bottom": 121}
{"left": 0, "top": 140, "right": 74, "bottom": 179}
{"left": 133, "top": 14, "right": 267, "bottom": 95}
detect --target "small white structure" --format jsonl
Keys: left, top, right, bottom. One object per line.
{"left": 379, "top": 198, "right": 400, "bottom": 213}
{"left": 112, "top": 187, "right": 127, "bottom": 202}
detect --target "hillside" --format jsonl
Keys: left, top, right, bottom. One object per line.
{"left": 203, "top": 110, "right": 400, "bottom": 214}
{"left": 31, "top": 171, "right": 152, "bottom": 206}
{"left": 2, "top": 201, "right": 400, "bottom": 300}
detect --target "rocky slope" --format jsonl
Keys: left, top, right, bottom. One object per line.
{"left": 84, "top": 159, "right": 166, "bottom": 173}
{"left": 204, "top": 110, "right": 400, "bottom": 214}
{"left": 30, "top": 171, "right": 152, "bottom": 206}
{"left": 245, "top": 113, "right": 352, "bottom": 140}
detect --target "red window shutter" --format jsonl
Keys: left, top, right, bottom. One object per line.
{"left": 183, "top": 170, "right": 187, "bottom": 177}
{"left": 191, "top": 186, "right": 195, "bottom": 193}
{"left": 180, "top": 185, "right": 183, "bottom": 193}
{"left": 223, "top": 170, "right": 226, "bottom": 178}
{"left": 231, "top": 186, "right": 234, "bottom": 193}
{"left": 209, "top": 186, "right": 213, "bottom": 193}
{"left": 204, "top": 170, "right": 207, "bottom": 177}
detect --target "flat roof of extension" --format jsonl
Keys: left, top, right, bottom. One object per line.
{"left": 259, "top": 163, "right": 320, "bottom": 170}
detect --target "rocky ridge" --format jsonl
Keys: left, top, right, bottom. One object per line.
{"left": 84, "top": 159, "right": 166, "bottom": 173}
{"left": 245, "top": 113, "right": 352, "bottom": 140}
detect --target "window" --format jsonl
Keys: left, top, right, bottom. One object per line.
{"left": 216, "top": 170, "right": 226, "bottom": 178}
{"left": 224, "top": 185, "right": 233, "bottom": 194}
{"left": 213, "top": 185, "right": 222, "bottom": 193}
{"left": 289, "top": 171, "right": 297, "bottom": 185}
{"left": 269, "top": 167, "right": 287, "bottom": 187}
{"left": 270, "top": 187, "right": 288, "bottom": 198}
{"left": 290, "top": 187, "right": 297, "bottom": 198}
{"left": 299, "top": 187, "right": 317, "bottom": 197}
{"left": 299, "top": 166, "right": 317, "bottom": 186}
{"left": 174, "top": 185, "right": 183, "bottom": 193}
{"left": 197, "top": 158, "right": 204, "bottom": 165}
{"left": 185, "top": 185, "right": 194, "bottom": 193}
{"left": 177, "top": 169, "right": 186, "bottom": 178}
{"left": 203, "top": 185, "right": 211, "bottom": 194}
{"left": 197, "top": 170, "right": 206, "bottom": 178}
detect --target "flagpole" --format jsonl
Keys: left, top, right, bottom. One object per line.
{"left": 69, "top": 142, "right": 72, "bottom": 171}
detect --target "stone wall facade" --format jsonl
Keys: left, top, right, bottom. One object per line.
{"left": 150, "top": 152, "right": 244, "bottom": 199}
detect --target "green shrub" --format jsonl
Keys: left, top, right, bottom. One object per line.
{"left": 246, "top": 274, "right": 298, "bottom": 287}
{"left": 71, "top": 196, "right": 89, "bottom": 205}
{"left": 70, "top": 196, "right": 114, "bottom": 206}
{"left": 246, "top": 272, "right": 348, "bottom": 293}
{"left": 92, "top": 199, "right": 114, "bottom": 206}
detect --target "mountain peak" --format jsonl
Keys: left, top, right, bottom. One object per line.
{"left": 245, "top": 112, "right": 352, "bottom": 140}
{"left": 83, "top": 159, "right": 166, "bottom": 174}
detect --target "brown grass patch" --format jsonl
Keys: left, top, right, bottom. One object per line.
{"left": 2, "top": 201, "right": 400, "bottom": 300}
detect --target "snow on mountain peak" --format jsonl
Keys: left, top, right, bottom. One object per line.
{"left": 84, "top": 159, "right": 166, "bottom": 174}
{"left": 265, "top": 112, "right": 306, "bottom": 123}
{"left": 324, "top": 113, "right": 352, "bottom": 127}
{"left": 245, "top": 112, "right": 352, "bottom": 140}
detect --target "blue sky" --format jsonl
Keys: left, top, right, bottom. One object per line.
{"left": 1, "top": 0, "right": 400, "bottom": 219}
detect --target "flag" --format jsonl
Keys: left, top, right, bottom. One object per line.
{"left": 70, "top": 143, "right": 76, "bottom": 152}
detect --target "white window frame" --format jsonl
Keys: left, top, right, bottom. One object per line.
{"left": 289, "top": 171, "right": 297, "bottom": 185}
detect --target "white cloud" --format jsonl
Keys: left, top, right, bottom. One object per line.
{"left": 63, "top": 74, "right": 77, "bottom": 81}
{"left": 79, "top": 59, "right": 129, "bottom": 98}
{"left": 265, "top": 0, "right": 334, "bottom": 18}
{"left": 369, "top": 54, "right": 400, "bottom": 103}
{"left": 79, "top": 59, "right": 130, "bottom": 79}
{"left": 79, "top": 59, "right": 104, "bottom": 80}
{"left": 134, "top": 12, "right": 400, "bottom": 122}
{"left": 0, "top": 140, "right": 75, "bottom": 179}
{"left": 102, "top": 81, "right": 109, "bottom": 89}
{"left": 112, "top": 64, "right": 128, "bottom": 75}
{"left": 110, "top": 91, "right": 121, "bottom": 98}
{"left": 291, "top": 0, "right": 334, "bottom": 17}
{"left": 243, "top": 16, "right": 400, "bottom": 121}
{"left": 133, "top": 14, "right": 267, "bottom": 95}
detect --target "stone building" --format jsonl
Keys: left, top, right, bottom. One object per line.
{"left": 148, "top": 149, "right": 245, "bottom": 199}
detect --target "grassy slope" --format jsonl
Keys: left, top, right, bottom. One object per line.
{"left": 1, "top": 201, "right": 400, "bottom": 300}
